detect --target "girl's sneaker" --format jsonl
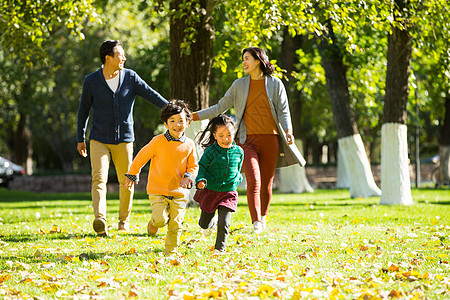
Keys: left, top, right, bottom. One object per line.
{"left": 212, "top": 249, "right": 225, "bottom": 256}
{"left": 253, "top": 221, "right": 263, "bottom": 234}
{"left": 202, "top": 215, "right": 217, "bottom": 236}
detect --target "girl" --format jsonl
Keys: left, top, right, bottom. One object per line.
{"left": 194, "top": 114, "right": 244, "bottom": 255}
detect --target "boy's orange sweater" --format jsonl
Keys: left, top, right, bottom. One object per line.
{"left": 128, "top": 134, "right": 198, "bottom": 198}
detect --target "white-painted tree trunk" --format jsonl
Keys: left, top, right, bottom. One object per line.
{"left": 278, "top": 139, "right": 314, "bottom": 193}
{"left": 336, "top": 147, "right": 350, "bottom": 188}
{"left": 439, "top": 145, "right": 450, "bottom": 185}
{"left": 380, "top": 123, "right": 413, "bottom": 205}
{"left": 338, "top": 134, "right": 381, "bottom": 198}
{"left": 185, "top": 120, "right": 210, "bottom": 205}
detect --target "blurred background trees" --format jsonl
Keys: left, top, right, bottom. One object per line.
{"left": 0, "top": 0, "right": 448, "bottom": 190}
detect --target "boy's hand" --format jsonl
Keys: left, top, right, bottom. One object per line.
{"left": 124, "top": 177, "right": 135, "bottom": 189}
{"left": 180, "top": 177, "right": 193, "bottom": 189}
{"left": 196, "top": 180, "right": 206, "bottom": 190}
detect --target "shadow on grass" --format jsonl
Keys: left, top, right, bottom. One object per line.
{"left": 0, "top": 245, "right": 165, "bottom": 265}
{"left": 0, "top": 189, "right": 92, "bottom": 202}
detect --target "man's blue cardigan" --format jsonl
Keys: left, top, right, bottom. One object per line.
{"left": 77, "top": 68, "right": 167, "bottom": 145}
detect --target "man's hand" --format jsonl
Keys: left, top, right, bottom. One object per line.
{"left": 77, "top": 142, "right": 87, "bottom": 157}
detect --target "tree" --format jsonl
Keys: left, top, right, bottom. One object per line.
{"left": 169, "top": 0, "right": 215, "bottom": 110}
{"left": 316, "top": 19, "right": 380, "bottom": 198}
{"left": 380, "top": 0, "right": 413, "bottom": 205}
{"left": 278, "top": 29, "right": 313, "bottom": 193}
{"left": 0, "top": 0, "right": 99, "bottom": 173}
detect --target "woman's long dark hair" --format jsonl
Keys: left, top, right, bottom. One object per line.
{"left": 196, "top": 114, "right": 236, "bottom": 149}
{"left": 242, "top": 47, "right": 274, "bottom": 76}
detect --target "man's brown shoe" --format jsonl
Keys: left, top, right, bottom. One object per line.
{"left": 93, "top": 218, "right": 108, "bottom": 236}
{"left": 147, "top": 221, "right": 158, "bottom": 236}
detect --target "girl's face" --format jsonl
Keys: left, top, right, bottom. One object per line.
{"left": 242, "top": 51, "right": 261, "bottom": 76}
{"left": 164, "top": 111, "right": 189, "bottom": 139}
{"left": 213, "top": 125, "right": 235, "bottom": 148}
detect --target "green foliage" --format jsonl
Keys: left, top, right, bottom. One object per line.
{"left": 0, "top": 0, "right": 100, "bottom": 67}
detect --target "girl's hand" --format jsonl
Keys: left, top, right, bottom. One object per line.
{"left": 124, "top": 177, "right": 134, "bottom": 189}
{"left": 285, "top": 130, "right": 294, "bottom": 145}
{"left": 180, "top": 177, "right": 193, "bottom": 189}
{"left": 196, "top": 180, "right": 206, "bottom": 190}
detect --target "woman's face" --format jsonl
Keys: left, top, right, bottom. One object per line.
{"left": 242, "top": 51, "right": 261, "bottom": 76}
{"left": 213, "top": 125, "right": 235, "bottom": 148}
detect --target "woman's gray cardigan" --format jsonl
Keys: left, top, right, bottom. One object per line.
{"left": 197, "top": 75, "right": 304, "bottom": 168}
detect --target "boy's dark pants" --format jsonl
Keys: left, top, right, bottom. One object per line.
{"left": 199, "top": 206, "right": 233, "bottom": 251}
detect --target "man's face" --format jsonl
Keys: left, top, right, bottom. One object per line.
{"left": 107, "top": 45, "right": 126, "bottom": 71}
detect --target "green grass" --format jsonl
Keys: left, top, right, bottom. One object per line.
{"left": 0, "top": 188, "right": 449, "bottom": 299}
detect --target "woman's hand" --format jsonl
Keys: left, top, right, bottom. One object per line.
{"left": 285, "top": 130, "right": 294, "bottom": 145}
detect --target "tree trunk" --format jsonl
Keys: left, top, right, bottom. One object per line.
{"left": 279, "top": 29, "right": 313, "bottom": 193}
{"left": 317, "top": 20, "right": 380, "bottom": 197}
{"left": 338, "top": 135, "right": 381, "bottom": 197}
{"left": 170, "top": 0, "right": 215, "bottom": 205}
{"left": 438, "top": 94, "right": 450, "bottom": 185}
{"left": 336, "top": 146, "right": 350, "bottom": 188}
{"left": 381, "top": 0, "right": 413, "bottom": 205}
{"left": 169, "top": 0, "right": 215, "bottom": 111}
{"left": 13, "top": 112, "right": 33, "bottom": 175}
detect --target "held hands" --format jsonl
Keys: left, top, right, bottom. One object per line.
{"left": 77, "top": 142, "right": 87, "bottom": 157}
{"left": 180, "top": 177, "right": 193, "bottom": 189}
{"left": 285, "top": 130, "right": 294, "bottom": 145}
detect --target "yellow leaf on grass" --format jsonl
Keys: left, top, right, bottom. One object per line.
{"left": 183, "top": 294, "right": 195, "bottom": 300}
{"left": 127, "top": 247, "right": 136, "bottom": 254}
{"left": 257, "top": 284, "right": 275, "bottom": 297}
{"left": 100, "top": 259, "right": 109, "bottom": 266}
{"left": 276, "top": 273, "right": 285, "bottom": 281}
{"left": 0, "top": 274, "right": 11, "bottom": 283}
{"left": 388, "top": 264, "right": 399, "bottom": 272}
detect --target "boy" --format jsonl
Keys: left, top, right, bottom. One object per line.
{"left": 124, "top": 100, "right": 197, "bottom": 254}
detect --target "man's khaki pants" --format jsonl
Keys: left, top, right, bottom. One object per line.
{"left": 90, "top": 140, "right": 134, "bottom": 224}
{"left": 148, "top": 194, "right": 187, "bottom": 254}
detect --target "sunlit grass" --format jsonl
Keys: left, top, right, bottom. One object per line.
{"left": 0, "top": 188, "right": 449, "bottom": 299}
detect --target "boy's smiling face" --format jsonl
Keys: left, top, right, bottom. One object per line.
{"left": 164, "top": 111, "right": 189, "bottom": 139}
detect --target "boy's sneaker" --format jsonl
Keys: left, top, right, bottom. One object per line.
{"left": 118, "top": 221, "right": 130, "bottom": 232}
{"left": 147, "top": 221, "right": 158, "bottom": 236}
{"left": 93, "top": 218, "right": 108, "bottom": 236}
{"left": 253, "top": 221, "right": 263, "bottom": 234}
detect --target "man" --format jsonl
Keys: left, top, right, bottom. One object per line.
{"left": 77, "top": 40, "right": 167, "bottom": 236}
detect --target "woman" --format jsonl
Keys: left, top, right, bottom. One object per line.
{"left": 193, "top": 47, "right": 299, "bottom": 234}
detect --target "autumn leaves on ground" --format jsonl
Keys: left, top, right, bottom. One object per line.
{"left": 0, "top": 189, "right": 449, "bottom": 299}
